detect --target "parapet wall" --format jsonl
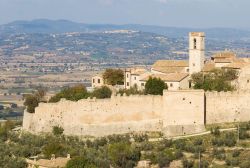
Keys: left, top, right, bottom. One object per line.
{"left": 23, "top": 90, "right": 206, "bottom": 137}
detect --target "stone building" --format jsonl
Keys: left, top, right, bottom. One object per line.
{"left": 91, "top": 74, "right": 104, "bottom": 88}
{"left": 139, "top": 73, "right": 189, "bottom": 91}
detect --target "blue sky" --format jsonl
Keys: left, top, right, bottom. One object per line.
{"left": 0, "top": 0, "right": 249, "bottom": 28}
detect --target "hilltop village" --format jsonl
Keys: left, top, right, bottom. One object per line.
{"left": 22, "top": 32, "right": 250, "bottom": 138}
{"left": 92, "top": 32, "right": 250, "bottom": 92}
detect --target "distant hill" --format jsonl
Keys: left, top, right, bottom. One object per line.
{"left": 1, "top": 19, "right": 250, "bottom": 40}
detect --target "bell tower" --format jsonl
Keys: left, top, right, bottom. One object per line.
{"left": 189, "top": 32, "right": 205, "bottom": 74}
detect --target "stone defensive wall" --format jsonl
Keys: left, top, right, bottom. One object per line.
{"left": 206, "top": 91, "right": 250, "bottom": 124}
{"left": 23, "top": 90, "right": 205, "bottom": 137}
{"left": 23, "top": 90, "right": 250, "bottom": 137}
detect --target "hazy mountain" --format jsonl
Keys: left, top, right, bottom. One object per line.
{"left": 1, "top": 19, "right": 250, "bottom": 40}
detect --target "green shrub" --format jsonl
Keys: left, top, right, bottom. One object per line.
{"left": 174, "top": 139, "right": 187, "bottom": 150}
{"left": 145, "top": 77, "right": 167, "bottom": 95}
{"left": 108, "top": 142, "right": 140, "bottom": 168}
{"left": 174, "top": 149, "right": 183, "bottom": 159}
{"left": 118, "top": 85, "right": 143, "bottom": 96}
{"left": 140, "top": 142, "right": 154, "bottom": 151}
{"left": 52, "top": 126, "right": 64, "bottom": 136}
{"left": 49, "top": 85, "right": 89, "bottom": 102}
{"left": 211, "top": 126, "right": 220, "bottom": 136}
{"left": 226, "top": 157, "right": 239, "bottom": 166}
{"left": 24, "top": 89, "right": 46, "bottom": 113}
{"left": 213, "top": 148, "right": 226, "bottom": 160}
{"left": 42, "top": 139, "right": 66, "bottom": 158}
{"left": 239, "top": 160, "right": 250, "bottom": 168}
{"left": 103, "top": 69, "right": 124, "bottom": 85}
{"left": 193, "top": 138, "right": 203, "bottom": 146}
{"left": 91, "top": 86, "right": 112, "bottom": 99}
{"left": 232, "top": 150, "right": 241, "bottom": 157}
{"left": 133, "top": 134, "right": 148, "bottom": 143}
{"left": 224, "top": 132, "right": 237, "bottom": 147}
{"left": 24, "top": 94, "right": 40, "bottom": 113}
{"left": 66, "top": 157, "right": 97, "bottom": 168}
{"left": 156, "top": 151, "right": 171, "bottom": 167}
{"left": 191, "top": 69, "right": 237, "bottom": 92}
{"left": 239, "top": 128, "right": 250, "bottom": 140}
{"left": 107, "top": 134, "right": 130, "bottom": 144}
{"left": 162, "top": 139, "right": 173, "bottom": 148}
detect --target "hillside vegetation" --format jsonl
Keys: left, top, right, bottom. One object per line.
{"left": 1, "top": 121, "right": 250, "bottom": 167}
{"left": 191, "top": 69, "right": 238, "bottom": 92}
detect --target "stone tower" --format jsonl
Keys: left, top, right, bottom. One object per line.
{"left": 189, "top": 32, "right": 205, "bottom": 74}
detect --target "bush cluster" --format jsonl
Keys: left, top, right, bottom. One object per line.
{"left": 47, "top": 85, "right": 112, "bottom": 103}
{"left": 212, "top": 132, "right": 237, "bottom": 147}
{"left": 191, "top": 69, "right": 237, "bottom": 91}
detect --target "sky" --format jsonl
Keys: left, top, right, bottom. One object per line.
{"left": 0, "top": 0, "right": 249, "bottom": 28}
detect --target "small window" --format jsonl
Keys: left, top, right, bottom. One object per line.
{"left": 187, "top": 69, "right": 189, "bottom": 72}
{"left": 141, "top": 83, "right": 145, "bottom": 86}
{"left": 247, "top": 80, "right": 250, "bottom": 83}
{"left": 193, "top": 63, "right": 195, "bottom": 67}
{"left": 134, "top": 77, "right": 136, "bottom": 80}
{"left": 170, "top": 83, "right": 173, "bottom": 87}
{"left": 93, "top": 79, "right": 95, "bottom": 83}
{"left": 127, "top": 74, "right": 129, "bottom": 78}
{"left": 127, "top": 82, "right": 129, "bottom": 86}
{"left": 194, "top": 38, "right": 197, "bottom": 49}
{"left": 98, "top": 79, "right": 101, "bottom": 83}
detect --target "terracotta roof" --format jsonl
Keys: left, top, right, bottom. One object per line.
{"left": 214, "top": 58, "right": 232, "bottom": 63}
{"left": 152, "top": 60, "right": 189, "bottom": 68}
{"left": 212, "top": 52, "right": 236, "bottom": 59}
{"left": 126, "top": 67, "right": 147, "bottom": 75}
{"left": 235, "top": 58, "right": 250, "bottom": 63}
{"left": 27, "top": 158, "right": 70, "bottom": 168}
{"left": 222, "top": 62, "right": 248, "bottom": 69}
{"left": 140, "top": 73, "right": 189, "bottom": 82}
{"left": 202, "top": 62, "right": 216, "bottom": 72}
{"left": 152, "top": 67, "right": 186, "bottom": 74}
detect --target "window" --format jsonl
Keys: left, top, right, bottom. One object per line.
{"left": 187, "top": 69, "right": 189, "bottom": 73}
{"left": 170, "top": 83, "right": 173, "bottom": 87}
{"left": 98, "top": 79, "right": 100, "bottom": 83}
{"left": 134, "top": 77, "right": 136, "bottom": 80}
{"left": 127, "top": 82, "right": 129, "bottom": 86}
{"left": 93, "top": 79, "right": 95, "bottom": 83}
{"left": 127, "top": 74, "right": 129, "bottom": 78}
{"left": 141, "top": 83, "right": 145, "bottom": 86}
{"left": 194, "top": 38, "right": 197, "bottom": 49}
{"left": 193, "top": 63, "right": 195, "bottom": 67}
{"left": 247, "top": 80, "right": 250, "bottom": 83}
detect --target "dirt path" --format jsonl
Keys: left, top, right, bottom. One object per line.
{"left": 149, "top": 127, "right": 237, "bottom": 142}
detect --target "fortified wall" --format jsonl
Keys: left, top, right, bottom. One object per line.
{"left": 206, "top": 91, "right": 250, "bottom": 124}
{"left": 23, "top": 90, "right": 205, "bottom": 137}
{"left": 23, "top": 90, "right": 250, "bottom": 137}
